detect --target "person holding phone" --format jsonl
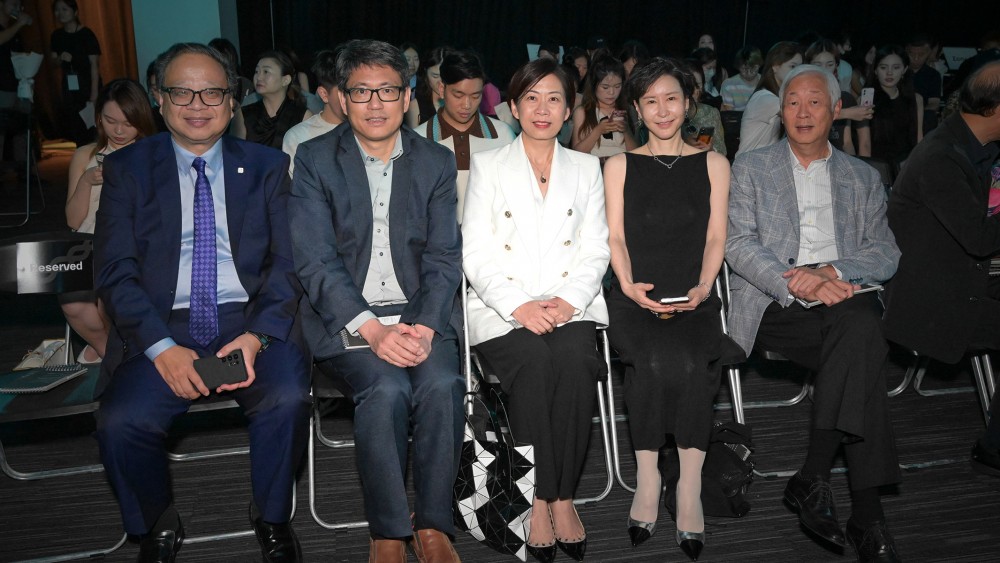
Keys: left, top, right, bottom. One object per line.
{"left": 604, "top": 57, "right": 737, "bottom": 561}
{"left": 683, "top": 62, "right": 727, "bottom": 155}
{"left": 858, "top": 45, "right": 923, "bottom": 163}
{"left": 61, "top": 79, "right": 156, "bottom": 365}
{"left": 572, "top": 55, "right": 637, "bottom": 161}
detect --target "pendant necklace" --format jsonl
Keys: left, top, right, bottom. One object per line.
{"left": 649, "top": 144, "right": 683, "bottom": 169}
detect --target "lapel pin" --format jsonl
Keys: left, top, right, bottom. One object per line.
{"left": 237, "top": 167, "right": 244, "bottom": 174}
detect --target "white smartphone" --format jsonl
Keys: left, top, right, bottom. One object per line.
{"left": 860, "top": 87, "right": 875, "bottom": 107}
{"left": 659, "top": 296, "right": 691, "bottom": 304}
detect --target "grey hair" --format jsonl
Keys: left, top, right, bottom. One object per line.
{"left": 154, "top": 43, "right": 239, "bottom": 95}
{"left": 336, "top": 39, "right": 409, "bottom": 93}
{"left": 778, "top": 64, "right": 841, "bottom": 106}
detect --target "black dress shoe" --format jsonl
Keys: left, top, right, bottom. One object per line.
{"left": 971, "top": 440, "right": 1000, "bottom": 477}
{"left": 137, "top": 522, "right": 184, "bottom": 563}
{"left": 783, "top": 472, "right": 846, "bottom": 547}
{"left": 846, "top": 518, "right": 901, "bottom": 562}
{"left": 250, "top": 507, "right": 302, "bottom": 563}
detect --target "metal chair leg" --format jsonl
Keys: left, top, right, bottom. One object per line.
{"left": 971, "top": 354, "right": 994, "bottom": 426}
{"left": 575, "top": 330, "right": 615, "bottom": 505}
{"left": 914, "top": 355, "right": 974, "bottom": 396}
{"left": 308, "top": 415, "right": 368, "bottom": 530}
{"left": 14, "top": 532, "right": 129, "bottom": 563}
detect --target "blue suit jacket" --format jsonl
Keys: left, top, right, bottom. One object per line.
{"left": 289, "top": 123, "right": 462, "bottom": 361}
{"left": 94, "top": 133, "right": 302, "bottom": 393}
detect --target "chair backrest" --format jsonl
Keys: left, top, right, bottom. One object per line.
{"left": 857, "top": 156, "right": 897, "bottom": 192}
{"left": 720, "top": 110, "right": 743, "bottom": 162}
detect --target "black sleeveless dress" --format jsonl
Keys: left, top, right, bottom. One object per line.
{"left": 607, "top": 151, "right": 734, "bottom": 451}
{"left": 242, "top": 97, "right": 306, "bottom": 149}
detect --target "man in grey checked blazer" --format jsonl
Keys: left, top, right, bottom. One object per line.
{"left": 726, "top": 65, "right": 902, "bottom": 561}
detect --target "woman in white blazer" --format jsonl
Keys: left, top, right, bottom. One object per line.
{"left": 462, "top": 58, "right": 610, "bottom": 563}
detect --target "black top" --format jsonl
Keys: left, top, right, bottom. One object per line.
{"left": 50, "top": 27, "right": 101, "bottom": 102}
{"left": 241, "top": 97, "right": 306, "bottom": 149}
{"left": 0, "top": 22, "right": 24, "bottom": 92}
{"left": 623, "top": 151, "right": 710, "bottom": 300}
{"left": 869, "top": 88, "right": 918, "bottom": 163}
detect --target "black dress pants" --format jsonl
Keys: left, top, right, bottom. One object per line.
{"left": 755, "top": 293, "right": 901, "bottom": 490}
{"left": 474, "top": 321, "right": 601, "bottom": 499}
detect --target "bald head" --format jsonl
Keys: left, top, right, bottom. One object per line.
{"left": 960, "top": 61, "right": 1000, "bottom": 118}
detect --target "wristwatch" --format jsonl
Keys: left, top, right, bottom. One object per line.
{"left": 245, "top": 331, "right": 271, "bottom": 353}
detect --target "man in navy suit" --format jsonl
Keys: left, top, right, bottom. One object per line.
{"left": 289, "top": 39, "right": 463, "bottom": 563}
{"left": 93, "top": 43, "right": 308, "bottom": 563}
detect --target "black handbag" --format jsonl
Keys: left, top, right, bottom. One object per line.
{"left": 453, "top": 388, "right": 535, "bottom": 561}
{"left": 663, "top": 421, "right": 755, "bottom": 518}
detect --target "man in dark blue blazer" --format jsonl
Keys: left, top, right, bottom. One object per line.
{"left": 289, "top": 40, "right": 463, "bottom": 562}
{"left": 93, "top": 43, "right": 308, "bottom": 563}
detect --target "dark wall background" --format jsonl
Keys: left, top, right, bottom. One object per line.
{"left": 235, "top": 0, "right": 990, "bottom": 90}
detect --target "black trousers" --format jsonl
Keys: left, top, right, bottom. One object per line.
{"left": 474, "top": 321, "right": 601, "bottom": 499}
{"left": 755, "top": 293, "right": 901, "bottom": 490}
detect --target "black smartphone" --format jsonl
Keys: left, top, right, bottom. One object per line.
{"left": 194, "top": 349, "right": 248, "bottom": 390}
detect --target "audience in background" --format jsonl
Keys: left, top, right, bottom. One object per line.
{"left": 400, "top": 41, "right": 420, "bottom": 92}
{"left": 209, "top": 37, "right": 254, "bottom": 101}
{"left": 689, "top": 47, "right": 727, "bottom": 107}
{"left": 860, "top": 45, "right": 923, "bottom": 164}
{"left": 572, "top": 55, "right": 637, "bottom": 161}
{"left": 281, "top": 48, "right": 344, "bottom": 177}
{"left": 720, "top": 46, "right": 762, "bottom": 111}
{"left": 406, "top": 45, "right": 453, "bottom": 127}
{"left": 907, "top": 34, "right": 943, "bottom": 133}
{"left": 737, "top": 41, "right": 801, "bottom": 156}
{"left": 232, "top": 50, "right": 312, "bottom": 149}
{"left": 618, "top": 39, "right": 649, "bottom": 80}
{"left": 684, "top": 61, "right": 727, "bottom": 155}
{"left": 48, "top": 0, "right": 101, "bottom": 145}
{"left": 62, "top": 79, "right": 156, "bottom": 365}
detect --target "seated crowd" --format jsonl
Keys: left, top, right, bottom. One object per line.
{"left": 32, "top": 18, "right": 1000, "bottom": 563}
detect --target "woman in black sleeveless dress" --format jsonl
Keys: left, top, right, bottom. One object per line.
{"left": 232, "top": 50, "right": 310, "bottom": 149}
{"left": 603, "top": 57, "right": 732, "bottom": 561}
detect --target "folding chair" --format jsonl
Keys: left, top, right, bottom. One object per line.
{"left": 0, "top": 366, "right": 288, "bottom": 561}
{"left": 307, "top": 372, "right": 366, "bottom": 531}
{"left": 608, "top": 272, "right": 748, "bottom": 492}
{"left": 461, "top": 278, "right": 615, "bottom": 505}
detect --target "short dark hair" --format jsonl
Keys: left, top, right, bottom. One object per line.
{"left": 538, "top": 40, "right": 559, "bottom": 59}
{"left": 439, "top": 50, "right": 485, "bottom": 86}
{"left": 208, "top": 38, "right": 240, "bottom": 73}
{"left": 735, "top": 46, "right": 764, "bottom": 68}
{"left": 627, "top": 56, "right": 695, "bottom": 107}
{"left": 618, "top": 40, "right": 649, "bottom": 66}
{"left": 312, "top": 47, "right": 341, "bottom": 89}
{"left": 805, "top": 39, "right": 840, "bottom": 65}
{"left": 336, "top": 39, "right": 409, "bottom": 92}
{"left": 155, "top": 43, "right": 239, "bottom": 95}
{"left": 959, "top": 61, "right": 1000, "bottom": 117}
{"left": 507, "top": 57, "right": 576, "bottom": 110}
{"left": 906, "top": 34, "right": 933, "bottom": 49}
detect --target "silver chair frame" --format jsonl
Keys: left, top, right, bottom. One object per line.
{"left": 4, "top": 397, "right": 294, "bottom": 562}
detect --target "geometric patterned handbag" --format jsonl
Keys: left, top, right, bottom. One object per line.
{"left": 453, "top": 388, "right": 536, "bottom": 561}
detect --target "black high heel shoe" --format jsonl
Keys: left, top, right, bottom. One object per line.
{"left": 627, "top": 472, "right": 664, "bottom": 548}
{"left": 676, "top": 529, "right": 705, "bottom": 561}
{"left": 526, "top": 541, "right": 557, "bottom": 563}
{"left": 554, "top": 504, "right": 587, "bottom": 561}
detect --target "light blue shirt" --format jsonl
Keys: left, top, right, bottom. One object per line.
{"left": 344, "top": 133, "right": 408, "bottom": 335}
{"left": 145, "top": 138, "right": 250, "bottom": 360}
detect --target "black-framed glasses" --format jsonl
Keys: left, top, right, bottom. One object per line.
{"left": 160, "top": 87, "right": 231, "bottom": 106}
{"left": 345, "top": 86, "right": 405, "bottom": 103}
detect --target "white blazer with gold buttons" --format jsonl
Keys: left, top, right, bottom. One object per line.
{"left": 462, "top": 135, "right": 610, "bottom": 346}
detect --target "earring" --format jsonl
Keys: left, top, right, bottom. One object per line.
{"left": 636, "top": 114, "right": 643, "bottom": 127}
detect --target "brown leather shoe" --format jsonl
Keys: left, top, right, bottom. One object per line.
{"left": 369, "top": 537, "right": 407, "bottom": 563}
{"left": 411, "top": 529, "right": 461, "bottom": 563}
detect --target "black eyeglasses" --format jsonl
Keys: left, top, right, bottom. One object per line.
{"left": 160, "top": 87, "right": 231, "bottom": 107}
{"left": 345, "top": 86, "right": 405, "bottom": 103}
